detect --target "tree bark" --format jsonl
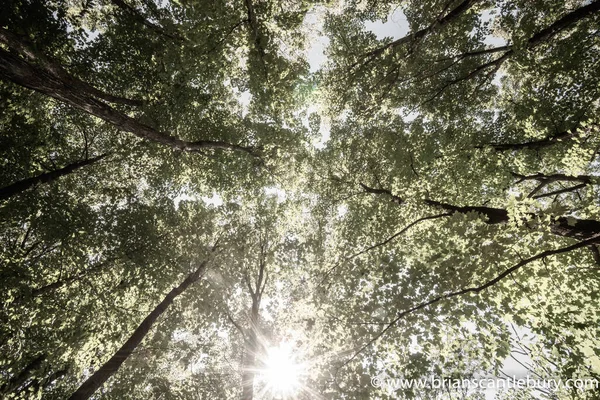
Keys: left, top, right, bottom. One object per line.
{"left": 511, "top": 171, "right": 593, "bottom": 185}
{"left": 0, "top": 154, "right": 108, "bottom": 201}
{"left": 357, "top": 0, "right": 479, "bottom": 64}
{"left": 68, "top": 260, "right": 209, "bottom": 400}
{"left": 527, "top": 0, "right": 600, "bottom": 47}
{"left": 0, "top": 28, "right": 144, "bottom": 106}
{"left": 241, "top": 306, "right": 259, "bottom": 400}
{"left": 241, "top": 240, "right": 268, "bottom": 400}
{"left": 489, "top": 128, "right": 580, "bottom": 151}
{"left": 243, "top": 0, "right": 267, "bottom": 68}
{"left": 0, "top": 48, "right": 253, "bottom": 155}
{"left": 449, "top": 0, "right": 600, "bottom": 85}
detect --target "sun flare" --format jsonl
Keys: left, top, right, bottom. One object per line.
{"left": 262, "top": 343, "right": 305, "bottom": 397}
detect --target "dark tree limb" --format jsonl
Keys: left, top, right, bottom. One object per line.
{"left": 244, "top": 0, "right": 266, "bottom": 61}
{"left": 510, "top": 172, "right": 593, "bottom": 199}
{"left": 532, "top": 183, "right": 587, "bottom": 199}
{"left": 359, "top": 183, "right": 403, "bottom": 204}
{"left": 351, "top": 0, "right": 480, "bottom": 71}
{"left": 0, "top": 354, "right": 46, "bottom": 394}
{"left": 241, "top": 237, "right": 268, "bottom": 400}
{"left": 435, "top": 0, "right": 600, "bottom": 92}
{"left": 422, "top": 198, "right": 510, "bottom": 224}
{"left": 489, "top": 127, "right": 581, "bottom": 151}
{"left": 68, "top": 253, "right": 215, "bottom": 400}
{"left": 110, "top": 0, "right": 184, "bottom": 41}
{"left": 361, "top": 183, "right": 600, "bottom": 242}
{"left": 527, "top": 0, "right": 600, "bottom": 47}
{"left": 226, "top": 310, "right": 247, "bottom": 339}
{"left": 512, "top": 172, "right": 593, "bottom": 185}
{"left": 0, "top": 28, "right": 144, "bottom": 106}
{"left": 0, "top": 153, "right": 109, "bottom": 201}
{"left": 590, "top": 245, "right": 600, "bottom": 266}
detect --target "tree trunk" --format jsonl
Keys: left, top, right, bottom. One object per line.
{"left": 0, "top": 28, "right": 144, "bottom": 106}
{"left": 0, "top": 48, "right": 253, "bottom": 155}
{"left": 241, "top": 242, "right": 267, "bottom": 400}
{"left": 68, "top": 261, "right": 209, "bottom": 400}
{"left": 241, "top": 309, "right": 258, "bottom": 400}
{"left": 0, "top": 154, "right": 108, "bottom": 201}
{"left": 0, "top": 354, "right": 46, "bottom": 394}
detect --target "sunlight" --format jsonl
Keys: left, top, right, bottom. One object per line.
{"left": 262, "top": 343, "right": 304, "bottom": 398}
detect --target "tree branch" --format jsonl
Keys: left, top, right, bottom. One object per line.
{"left": 428, "top": 1, "right": 600, "bottom": 95}
{"left": 362, "top": 183, "right": 600, "bottom": 241}
{"left": 0, "top": 153, "right": 109, "bottom": 201}
{"left": 321, "top": 213, "right": 451, "bottom": 284}
{"left": 342, "top": 234, "right": 600, "bottom": 365}
{"left": 110, "top": 0, "right": 184, "bottom": 41}
{"left": 350, "top": 0, "right": 480, "bottom": 72}
{"left": 489, "top": 126, "right": 581, "bottom": 151}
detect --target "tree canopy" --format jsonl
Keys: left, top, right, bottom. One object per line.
{"left": 1, "top": 0, "right": 600, "bottom": 399}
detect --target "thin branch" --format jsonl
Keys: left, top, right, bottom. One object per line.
{"left": 532, "top": 183, "right": 587, "bottom": 199}
{"left": 341, "top": 234, "right": 600, "bottom": 366}
{"left": 110, "top": 0, "right": 184, "bottom": 41}
{"left": 321, "top": 213, "right": 451, "bottom": 284}
{"left": 349, "top": 0, "right": 480, "bottom": 72}
{"left": 226, "top": 311, "right": 247, "bottom": 339}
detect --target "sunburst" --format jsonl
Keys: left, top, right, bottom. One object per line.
{"left": 260, "top": 342, "right": 305, "bottom": 398}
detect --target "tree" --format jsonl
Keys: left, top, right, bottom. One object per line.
{"left": 68, "top": 248, "right": 217, "bottom": 400}
{"left": 2, "top": 0, "right": 600, "bottom": 399}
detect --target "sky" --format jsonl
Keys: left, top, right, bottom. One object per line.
{"left": 300, "top": 7, "right": 411, "bottom": 148}
{"left": 303, "top": 7, "right": 409, "bottom": 73}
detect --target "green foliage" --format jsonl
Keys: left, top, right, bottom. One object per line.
{"left": 1, "top": 0, "right": 600, "bottom": 399}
